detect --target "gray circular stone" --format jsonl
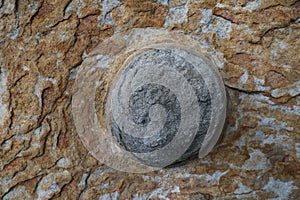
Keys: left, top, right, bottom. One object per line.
{"left": 107, "top": 47, "right": 225, "bottom": 167}
{"left": 73, "top": 29, "right": 227, "bottom": 173}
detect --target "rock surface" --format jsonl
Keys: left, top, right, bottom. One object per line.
{"left": 0, "top": 0, "right": 299, "bottom": 199}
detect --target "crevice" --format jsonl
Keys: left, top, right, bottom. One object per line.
{"left": 20, "top": 175, "right": 42, "bottom": 193}
{"left": 259, "top": 3, "right": 281, "bottom": 11}
{"left": 28, "top": 0, "right": 44, "bottom": 24}
{"left": 11, "top": 161, "right": 28, "bottom": 179}
{"left": 32, "top": 119, "right": 51, "bottom": 159}
{"left": 78, "top": 169, "right": 92, "bottom": 199}
{"left": 2, "top": 147, "right": 24, "bottom": 169}
{"left": 63, "top": 0, "right": 74, "bottom": 16}
{"left": 1, "top": 158, "right": 31, "bottom": 198}
{"left": 259, "top": 24, "right": 290, "bottom": 41}
{"left": 98, "top": 1, "right": 124, "bottom": 27}
{"left": 1, "top": 69, "right": 27, "bottom": 140}
{"left": 226, "top": 84, "right": 300, "bottom": 105}
{"left": 0, "top": 133, "right": 14, "bottom": 146}
{"left": 212, "top": 13, "right": 239, "bottom": 25}
{"left": 11, "top": 72, "right": 27, "bottom": 88}
{"left": 1, "top": 183, "right": 16, "bottom": 199}
{"left": 225, "top": 84, "right": 263, "bottom": 95}
{"left": 15, "top": 0, "right": 19, "bottom": 14}
{"left": 45, "top": 15, "right": 72, "bottom": 31}
{"left": 55, "top": 177, "right": 74, "bottom": 199}
{"left": 79, "top": 13, "right": 100, "bottom": 20}
{"left": 273, "top": 93, "right": 300, "bottom": 105}
{"left": 7, "top": 88, "right": 14, "bottom": 136}
{"left": 15, "top": 136, "right": 33, "bottom": 157}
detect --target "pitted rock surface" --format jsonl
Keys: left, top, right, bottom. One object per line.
{"left": 1, "top": 0, "right": 299, "bottom": 199}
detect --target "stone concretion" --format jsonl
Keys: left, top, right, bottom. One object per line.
{"left": 72, "top": 30, "right": 227, "bottom": 173}
{"left": 109, "top": 48, "right": 216, "bottom": 165}
{"left": 0, "top": 0, "right": 299, "bottom": 199}
{"left": 73, "top": 34, "right": 227, "bottom": 171}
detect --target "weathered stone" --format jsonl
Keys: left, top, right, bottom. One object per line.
{"left": 112, "top": 0, "right": 168, "bottom": 31}
{"left": 109, "top": 47, "right": 226, "bottom": 167}
{"left": 73, "top": 29, "right": 227, "bottom": 172}
{"left": 0, "top": 0, "right": 299, "bottom": 198}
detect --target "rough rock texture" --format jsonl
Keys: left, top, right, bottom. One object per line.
{"left": 0, "top": 0, "right": 299, "bottom": 199}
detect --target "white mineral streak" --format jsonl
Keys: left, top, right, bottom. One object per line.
{"left": 36, "top": 170, "right": 72, "bottom": 200}
{"left": 34, "top": 75, "right": 57, "bottom": 108}
{"left": 0, "top": 0, "right": 15, "bottom": 15}
{"left": 78, "top": 173, "right": 89, "bottom": 189}
{"left": 95, "top": 55, "right": 113, "bottom": 68}
{"left": 239, "top": 68, "right": 249, "bottom": 85}
{"left": 253, "top": 76, "right": 270, "bottom": 91}
{"left": 142, "top": 175, "right": 163, "bottom": 182}
{"left": 258, "top": 117, "right": 294, "bottom": 132}
{"left": 228, "top": 93, "right": 248, "bottom": 132}
{"left": 202, "top": 15, "right": 232, "bottom": 39}
{"left": 242, "top": 149, "right": 270, "bottom": 170}
{"left": 132, "top": 186, "right": 180, "bottom": 200}
{"left": 244, "top": 0, "right": 262, "bottom": 11}
{"left": 216, "top": 0, "right": 262, "bottom": 11}
{"left": 99, "top": 0, "right": 122, "bottom": 26}
{"left": 262, "top": 134, "right": 293, "bottom": 150}
{"left": 271, "top": 80, "right": 300, "bottom": 98}
{"left": 199, "top": 8, "right": 213, "bottom": 25}
{"left": 0, "top": 69, "right": 9, "bottom": 126}
{"left": 2, "top": 1, "right": 21, "bottom": 40}
{"left": 64, "top": 0, "right": 76, "bottom": 19}
{"left": 263, "top": 177, "right": 298, "bottom": 200}
{"left": 98, "top": 192, "right": 120, "bottom": 200}
{"left": 230, "top": 92, "right": 297, "bottom": 152}
{"left": 296, "top": 143, "right": 300, "bottom": 159}
{"left": 28, "top": 0, "right": 41, "bottom": 13}
{"left": 164, "top": 4, "right": 189, "bottom": 27}
{"left": 234, "top": 182, "right": 253, "bottom": 195}
{"left": 56, "top": 157, "right": 72, "bottom": 168}
{"left": 199, "top": 170, "right": 229, "bottom": 185}
{"left": 177, "top": 170, "right": 229, "bottom": 186}
{"left": 157, "top": 0, "right": 168, "bottom": 6}
{"left": 248, "top": 93, "right": 300, "bottom": 116}
{"left": 68, "top": 66, "right": 80, "bottom": 80}
{"left": 22, "top": 65, "right": 29, "bottom": 71}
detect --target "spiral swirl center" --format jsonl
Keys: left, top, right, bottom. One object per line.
{"left": 109, "top": 48, "right": 212, "bottom": 164}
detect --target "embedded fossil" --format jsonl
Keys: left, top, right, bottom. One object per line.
{"left": 72, "top": 29, "right": 227, "bottom": 173}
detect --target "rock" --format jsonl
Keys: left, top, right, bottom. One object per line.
{"left": 73, "top": 29, "right": 227, "bottom": 172}
{"left": 0, "top": 0, "right": 299, "bottom": 199}
{"left": 108, "top": 46, "right": 226, "bottom": 167}
{"left": 36, "top": 170, "right": 72, "bottom": 200}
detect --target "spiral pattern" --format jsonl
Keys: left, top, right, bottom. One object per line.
{"left": 112, "top": 83, "right": 181, "bottom": 153}
{"left": 72, "top": 29, "right": 227, "bottom": 172}
{"left": 108, "top": 48, "right": 212, "bottom": 166}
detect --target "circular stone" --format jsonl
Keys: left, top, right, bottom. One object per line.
{"left": 107, "top": 48, "right": 213, "bottom": 166}
{"left": 107, "top": 47, "right": 225, "bottom": 167}
{"left": 72, "top": 29, "right": 227, "bottom": 172}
